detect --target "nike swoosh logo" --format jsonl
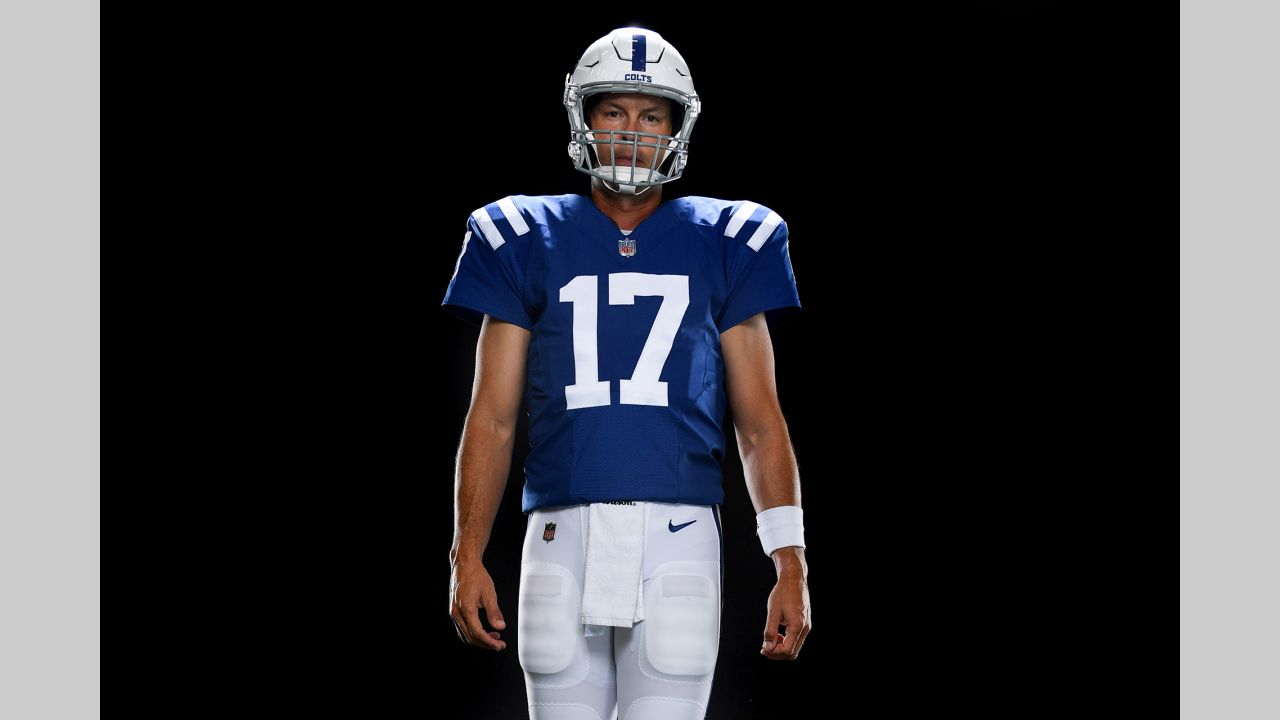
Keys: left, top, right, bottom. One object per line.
{"left": 668, "top": 519, "right": 697, "bottom": 533}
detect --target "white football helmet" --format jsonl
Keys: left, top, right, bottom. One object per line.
{"left": 564, "top": 28, "right": 701, "bottom": 195}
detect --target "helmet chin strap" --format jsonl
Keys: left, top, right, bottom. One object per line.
{"left": 600, "top": 175, "right": 654, "bottom": 196}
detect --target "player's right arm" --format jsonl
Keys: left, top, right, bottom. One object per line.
{"left": 449, "top": 314, "right": 531, "bottom": 652}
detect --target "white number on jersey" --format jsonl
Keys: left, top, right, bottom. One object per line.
{"left": 558, "top": 273, "right": 690, "bottom": 409}
{"left": 559, "top": 275, "right": 611, "bottom": 409}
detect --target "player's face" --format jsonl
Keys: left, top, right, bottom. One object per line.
{"left": 587, "top": 93, "right": 674, "bottom": 171}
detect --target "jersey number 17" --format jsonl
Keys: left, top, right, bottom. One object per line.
{"left": 558, "top": 272, "right": 689, "bottom": 410}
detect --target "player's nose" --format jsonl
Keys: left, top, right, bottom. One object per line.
{"left": 618, "top": 115, "right": 644, "bottom": 138}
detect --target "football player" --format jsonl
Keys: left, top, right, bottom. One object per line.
{"left": 444, "top": 27, "right": 811, "bottom": 719}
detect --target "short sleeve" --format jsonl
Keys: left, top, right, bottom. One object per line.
{"left": 441, "top": 203, "right": 534, "bottom": 330}
{"left": 716, "top": 215, "right": 801, "bottom": 333}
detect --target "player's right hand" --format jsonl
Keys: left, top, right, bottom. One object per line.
{"left": 449, "top": 560, "right": 508, "bottom": 651}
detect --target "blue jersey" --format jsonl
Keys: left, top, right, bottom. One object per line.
{"left": 442, "top": 194, "right": 800, "bottom": 512}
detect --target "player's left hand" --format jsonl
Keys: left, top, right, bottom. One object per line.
{"left": 760, "top": 556, "right": 811, "bottom": 661}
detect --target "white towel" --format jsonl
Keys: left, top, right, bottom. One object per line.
{"left": 580, "top": 502, "right": 646, "bottom": 628}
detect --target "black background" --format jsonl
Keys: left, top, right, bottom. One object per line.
{"left": 413, "top": 4, "right": 1091, "bottom": 717}
{"left": 127, "top": 0, "right": 1161, "bottom": 715}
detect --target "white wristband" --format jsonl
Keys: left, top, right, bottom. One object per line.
{"left": 756, "top": 505, "right": 805, "bottom": 558}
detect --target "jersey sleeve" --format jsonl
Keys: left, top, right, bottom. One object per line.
{"left": 716, "top": 204, "right": 801, "bottom": 333}
{"left": 441, "top": 199, "right": 535, "bottom": 330}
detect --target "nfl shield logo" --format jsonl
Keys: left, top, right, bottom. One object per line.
{"left": 618, "top": 237, "right": 636, "bottom": 257}
{"left": 543, "top": 522, "right": 557, "bottom": 543}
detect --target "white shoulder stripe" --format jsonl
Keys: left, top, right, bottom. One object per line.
{"left": 471, "top": 208, "right": 505, "bottom": 249}
{"left": 496, "top": 196, "right": 531, "bottom": 236}
{"left": 724, "top": 201, "right": 760, "bottom": 239}
{"left": 746, "top": 210, "right": 783, "bottom": 251}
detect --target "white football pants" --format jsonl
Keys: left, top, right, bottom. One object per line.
{"left": 518, "top": 502, "right": 722, "bottom": 720}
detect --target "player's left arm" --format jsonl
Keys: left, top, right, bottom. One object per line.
{"left": 722, "top": 311, "right": 811, "bottom": 662}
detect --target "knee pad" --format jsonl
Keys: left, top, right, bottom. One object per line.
{"left": 518, "top": 561, "right": 580, "bottom": 675}
{"left": 642, "top": 561, "right": 720, "bottom": 676}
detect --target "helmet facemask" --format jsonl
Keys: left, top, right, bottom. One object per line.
{"left": 566, "top": 86, "right": 696, "bottom": 195}
{"left": 589, "top": 129, "right": 676, "bottom": 195}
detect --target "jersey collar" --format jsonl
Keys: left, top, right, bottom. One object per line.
{"left": 573, "top": 194, "right": 684, "bottom": 244}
